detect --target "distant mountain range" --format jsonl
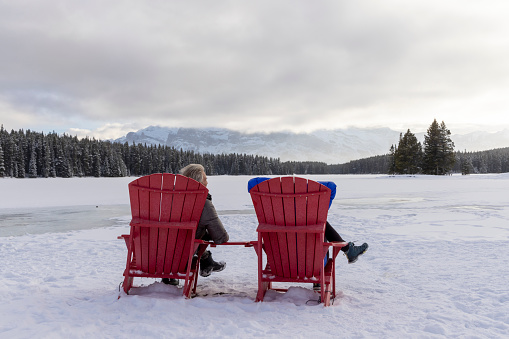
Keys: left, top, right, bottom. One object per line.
{"left": 114, "top": 126, "right": 509, "bottom": 164}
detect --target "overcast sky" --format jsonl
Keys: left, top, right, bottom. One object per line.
{"left": 1, "top": 0, "right": 509, "bottom": 139}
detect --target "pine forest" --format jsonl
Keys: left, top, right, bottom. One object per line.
{"left": 1, "top": 123, "right": 509, "bottom": 178}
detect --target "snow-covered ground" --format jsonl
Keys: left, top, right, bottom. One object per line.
{"left": 1, "top": 174, "right": 508, "bottom": 338}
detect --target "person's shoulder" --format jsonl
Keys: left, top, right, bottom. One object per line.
{"left": 203, "top": 197, "right": 217, "bottom": 211}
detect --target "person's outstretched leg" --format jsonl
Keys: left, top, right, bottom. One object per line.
{"left": 325, "top": 221, "right": 368, "bottom": 263}
{"left": 325, "top": 221, "right": 346, "bottom": 243}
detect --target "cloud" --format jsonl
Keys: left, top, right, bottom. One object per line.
{"left": 67, "top": 123, "right": 142, "bottom": 140}
{"left": 1, "top": 0, "right": 509, "bottom": 138}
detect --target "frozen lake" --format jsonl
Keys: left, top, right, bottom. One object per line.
{"left": 0, "top": 204, "right": 255, "bottom": 237}
{"left": 1, "top": 174, "right": 509, "bottom": 338}
{"left": 1, "top": 174, "right": 509, "bottom": 240}
{"left": 0, "top": 204, "right": 131, "bottom": 237}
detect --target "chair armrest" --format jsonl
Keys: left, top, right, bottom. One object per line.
{"left": 325, "top": 241, "right": 348, "bottom": 258}
{"left": 256, "top": 223, "right": 325, "bottom": 233}
{"left": 130, "top": 218, "right": 198, "bottom": 229}
{"left": 118, "top": 234, "right": 130, "bottom": 248}
{"left": 206, "top": 241, "right": 255, "bottom": 248}
{"left": 326, "top": 241, "right": 348, "bottom": 249}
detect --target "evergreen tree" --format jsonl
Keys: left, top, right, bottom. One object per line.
{"left": 388, "top": 144, "right": 396, "bottom": 174}
{"left": 460, "top": 152, "right": 473, "bottom": 175}
{"left": 102, "top": 155, "right": 111, "bottom": 177}
{"left": 393, "top": 129, "right": 422, "bottom": 174}
{"left": 117, "top": 152, "right": 128, "bottom": 176}
{"left": 16, "top": 141, "right": 25, "bottom": 178}
{"left": 422, "top": 119, "right": 456, "bottom": 175}
{"left": 42, "top": 140, "right": 51, "bottom": 178}
{"left": 28, "top": 148, "right": 38, "bottom": 178}
{"left": 130, "top": 143, "right": 141, "bottom": 176}
{"left": 0, "top": 142, "right": 4, "bottom": 177}
{"left": 92, "top": 144, "right": 101, "bottom": 177}
{"left": 0, "top": 126, "right": 5, "bottom": 177}
{"left": 35, "top": 134, "right": 44, "bottom": 176}
{"left": 1, "top": 129, "right": 12, "bottom": 177}
{"left": 81, "top": 142, "right": 92, "bottom": 176}
{"left": 70, "top": 140, "right": 82, "bottom": 177}
{"left": 55, "top": 141, "right": 71, "bottom": 178}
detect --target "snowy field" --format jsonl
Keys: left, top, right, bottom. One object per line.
{"left": 1, "top": 174, "right": 508, "bottom": 338}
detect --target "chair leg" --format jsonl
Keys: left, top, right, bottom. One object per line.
{"left": 320, "top": 265, "right": 334, "bottom": 307}
{"left": 322, "top": 281, "right": 331, "bottom": 307}
{"left": 192, "top": 271, "right": 199, "bottom": 295}
{"left": 182, "top": 281, "right": 191, "bottom": 298}
{"left": 190, "top": 243, "right": 207, "bottom": 296}
{"left": 192, "top": 255, "right": 200, "bottom": 295}
{"left": 123, "top": 274, "right": 133, "bottom": 294}
{"left": 122, "top": 235, "right": 135, "bottom": 294}
{"left": 182, "top": 257, "right": 195, "bottom": 298}
{"left": 332, "top": 263, "right": 336, "bottom": 299}
{"left": 255, "top": 237, "right": 268, "bottom": 302}
{"left": 256, "top": 281, "right": 270, "bottom": 302}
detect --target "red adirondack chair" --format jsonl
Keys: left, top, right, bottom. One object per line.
{"left": 119, "top": 173, "right": 210, "bottom": 298}
{"left": 249, "top": 176, "right": 347, "bottom": 306}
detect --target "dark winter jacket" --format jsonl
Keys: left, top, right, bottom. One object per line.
{"left": 195, "top": 194, "right": 229, "bottom": 244}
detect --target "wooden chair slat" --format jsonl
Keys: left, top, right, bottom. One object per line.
{"left": 281, "top": 177, "right": 297, "bottom": 278}
{"left": 148, "top": 174, "right": 163, "bottom": 273}
{"left": 294, "top": 177, "right": 308, "bottom": 278}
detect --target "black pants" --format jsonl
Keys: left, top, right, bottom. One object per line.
{"left": 325, "top": 221, "right": 349, "bottom": 252}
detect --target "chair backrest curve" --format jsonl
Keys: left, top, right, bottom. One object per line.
{"left": 249, "top": 176, "right": 331, "bottom": 279}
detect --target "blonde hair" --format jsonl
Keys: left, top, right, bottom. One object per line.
{"left": 180, "top": 164, "right": 205, "bottom": 183}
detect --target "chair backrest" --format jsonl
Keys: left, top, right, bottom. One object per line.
{"left": 249, "top": 176, "right": 331, "bottom": 279}
{"left": 128, "top": 173, "right": 208, "bottom": 274}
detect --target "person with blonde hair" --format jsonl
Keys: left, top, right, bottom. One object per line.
{"left": 162, "top": 164, "right": 229, "bottom": 286}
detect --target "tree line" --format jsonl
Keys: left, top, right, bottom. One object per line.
{"left": 332, "top": 119, "right": 457, "bottom": 175}
{"left": 0, "top": 125, "right": 332, "bottom": 178}
{"left": 333, "top": 119, "right": 509, "bottom": 175}
{"left": 332, "top": 147, "right": 509, "bottom": 175}
{"left": 453, "top": 147, "right": 509, "bottom": 174}
{"left": 1, "top": 122, "right": 508, "bottom": 178}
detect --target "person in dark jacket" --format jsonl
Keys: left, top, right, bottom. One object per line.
{"left": 180, "top": 164, "right": 229, "bottom": 277}
{"left": 162, "top": 164, "right": 229, "bottom": 286}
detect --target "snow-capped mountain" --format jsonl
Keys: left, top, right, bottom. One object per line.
{"left": 451, "top": 129, "right": 509, "bottom": 153}
{"left": 115, "top": 126, "right": 509, "bottom": 164}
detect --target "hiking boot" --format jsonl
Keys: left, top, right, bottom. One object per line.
{"left": 161, "top": 278, "right": 179, "bottom": 286}
{"left": 313, "top": 283, "right": 321, "bottom": 292}
{"left": 345, "top": 242, "right": 369, "bottom": 264}
{"left": 200, "top": 250, "right": 226, "bottom": 277}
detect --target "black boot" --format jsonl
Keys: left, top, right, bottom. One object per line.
{"left": 161, "top": 278, "right": 179, "bottom": 286}
{"left": 199, "top": 250, "right": 226, "bottom": 277}
{"left": 345, "top": 242, "right": 369, "bottom": 264}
